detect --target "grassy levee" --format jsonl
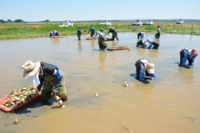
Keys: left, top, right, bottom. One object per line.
{"left": 0, "top": 22, "right": 200, "bottom": 39}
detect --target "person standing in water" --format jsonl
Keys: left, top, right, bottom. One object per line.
{"left": 155, "top": 26, "right": 161, "bottom": 39}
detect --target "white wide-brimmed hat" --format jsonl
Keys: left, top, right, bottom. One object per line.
{"left": 147, "top": 63, "right": 155, "bottom": 74}
{"left": 22, "top": 60, "right": 40, "bottom": 78}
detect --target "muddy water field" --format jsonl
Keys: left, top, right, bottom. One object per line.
{"left": 0, "top": 32, "right": 200, "bottom": 133}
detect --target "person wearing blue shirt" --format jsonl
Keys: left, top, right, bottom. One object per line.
{"left": 155, "top": 26, "right": 161, "bottom": 39}
{"left": 88, "top": 24, "right": 96, "bottom": 37}
{"left": 77, "top": 27, "right": 82, "bottom": 40}
{"left": 179, "top": 48, "right": 198, "bottom": 67}
{"left": 22, "top": 60, "right": 68, "bottom": 104}
{"left": 135, "top": 59, "right": 156, "bottom": 81}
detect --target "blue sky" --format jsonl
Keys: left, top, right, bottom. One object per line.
{"left": 0, "top": 0, "right": 199, "bottom": 21}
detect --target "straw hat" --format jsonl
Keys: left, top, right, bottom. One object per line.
{"left": 22, "top": 60, "right": 40, "bottom": 78}
{"left": 147, "top": 63, "right": 155, "bottom": 74}
{"left": 191, "top": 48, "right": 198, "bottom": 56}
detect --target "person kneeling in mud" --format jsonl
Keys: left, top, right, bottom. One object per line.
{"left": 136, "top": 38, "right": 159, "bottom": 49}
{"left": 22, "top": 60, "right": 68, "bottom": 106}
{"left": 135, "top": 59, "right": 156, "bottom": 82}
{"left": 95, "top": 28, "right": 107, "bottom": 51}
{"left": 179, "top": 48, "right": 198, "bottom": 68}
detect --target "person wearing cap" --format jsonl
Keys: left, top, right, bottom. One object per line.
{"left": 179, "top": 48, "right": 198, "bottom": 67}
{"left": 22, "top": 60, "right": 68, "bottom": 103}
{"left": 49, "top": 30, "right": 59, "bottom": 37}
{"left": 77, "top": 27, "right": 82, "bottom": 40}
{"left": 155, "top": 26, "right": 161, "bottom": 39}
{"left": 88, "top": 24, "right": 96, "bottom": 37}
{"left": 136, "top": 38, "right": 159, "bottom": 49}
{"left": 95, "top": 28, "right": 107, "bottom": 50}
{"left": 137, "top": 32, "right": 145, "bottom": 40}
{"left": 135, "top": 59, "right": 156, "bottom": 81}
{"left": 107, "top": 28, "right": 119, "bottom": 41}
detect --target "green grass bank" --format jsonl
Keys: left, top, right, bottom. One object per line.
{"left": 0, "top": 22, "right": 200, "bottom": 40}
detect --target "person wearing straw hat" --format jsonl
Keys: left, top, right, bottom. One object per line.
{"left": 135, "top": 58, "right": 156, "bottom": 81}
{"left": 179, "top": 48, "right": 198, "bottom": 67}
{"left": 22, "top": 60, "right": 68, "bottom": 103}
{"left": 137, "top": 32, "right": 145, "bottom": 40}
{"left": 95, "top": 28, "right": 107, "bottom": 51}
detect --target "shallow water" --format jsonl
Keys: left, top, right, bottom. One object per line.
{"left": 0, "top": 32, "right": 200, "bottom": 133}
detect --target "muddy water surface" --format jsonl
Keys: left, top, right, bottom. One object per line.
{"left": 0, "top": 33, "right": 200, "bottom": 133}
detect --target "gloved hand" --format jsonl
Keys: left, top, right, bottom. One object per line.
{"left": 52, "top": 88, "right": 59, "bottom": 95}
{"left": 150, "top": 74, "right": 156, "bottom": 80}
{"left": 37, "top": 84, "right": 42, "bottom": 91}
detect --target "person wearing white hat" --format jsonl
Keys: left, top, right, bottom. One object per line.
{"left": 95, "top": 28, "right": 107, "bottom": 51}
{"left": 135, "top": 58, "right": 156, "bottom": 81}
{"left": 179, "top": 48, "right": 198, "bottom": 67}
{"left": 22, "top": 60, "right": 68, "bottom": 103}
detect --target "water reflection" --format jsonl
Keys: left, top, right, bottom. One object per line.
{"left": 90, "top": 40, "right": 95, "bottom": 49}
{"left": 51, "top": 38, "right": 59, "bottom": 45}
{"left": 111, "top": 41, "right": 118, "bottom": 46}
{"left": 98, "top": 51, "right": 107, "bottom": 74}
{"left": 78, "top": 40, "right": 82, "bottom": 51}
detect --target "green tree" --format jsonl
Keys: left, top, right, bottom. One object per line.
{"left": 14, "top": 19, "right": 24, "bottom": 23}
{"left": 7, "top": 19, "right": 12, "bottom": 23}
{"left": 0, "top": 19, "right": 6, "bottom": 23}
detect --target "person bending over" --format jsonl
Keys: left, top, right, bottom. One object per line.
{"left": 179, "top": 48, "right": 198, "bottom": 67}
{"left": 135, "top": 58, "right": 156, "bottom": 81}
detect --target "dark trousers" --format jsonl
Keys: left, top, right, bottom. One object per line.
{"left": 135, "top": 60, "right": 149, "bottom": 79}
{"left": 152, "top": 42, "right": 159, "bottom": 49}
{"left": 77, "top": 33, "right": 81, "bottom": 40}
{"left": 155, "top": 33, "right": 160, "bottom": 39}
{"left": 136, "top": 40, "right": 143, "bottom": 47}
{"left": 112, "top": 33, "right": 119, "bottom": 41}
{"left": 180, "top": 50, "right": 193, "bottom": 65}
{"left": 91, "top": 32, "right": 95, "bottom": 37}
{"left": 98, "top": 40, "right": 107, "bottom": 50}
{"left": 137, "top": 32, "right": 142, "bottom": 39}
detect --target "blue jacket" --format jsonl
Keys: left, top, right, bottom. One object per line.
{"left": 88, "top": 26, "right": 95, "bottom": 33}
{"left": 77, "top": 28, "right": 82, "bottom": 34}
{"left": 38, "top": 62, "right": 62, "bottom": 89}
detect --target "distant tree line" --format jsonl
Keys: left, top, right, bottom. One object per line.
{"left": 0, "top": 19, "right": 50, "bottom": 23}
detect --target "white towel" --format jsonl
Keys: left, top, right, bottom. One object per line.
{"left": 28, "top": 72, "right": 40, "bottom": 87}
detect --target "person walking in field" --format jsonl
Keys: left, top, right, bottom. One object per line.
{"left": 179, "top": 48, "right": 198, "bottom": 68}
{"left": 22, "top": 60, "right": 68, "bottom": 106}
{"left": 77, "top": 27, "right": 82, "bottom": 40}
{"left": 155, "top": 26, "right": 161, "bottom": 39}
{"left": 107, "top": 28, "right": 119, "bottom": 41}
{"left": 135, "top": 58, "right": 156, "bottom": 81}
{"left": 88, "top": 24, "right": 96, "bottom": 37}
